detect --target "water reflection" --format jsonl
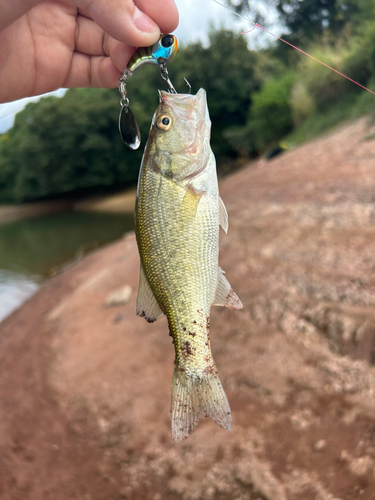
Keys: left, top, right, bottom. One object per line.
{"left": 0, "top": 270, "right": 41, "bottom": 322}
{"left": 0, "top": 210, "right": 135, "bottom": 322}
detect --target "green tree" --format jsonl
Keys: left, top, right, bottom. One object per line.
{"left": 0, "top": 89, "right": 134, "bottom": 202}
{"left": 0, "top": 29, "right": 264, "bottom": 203}
{"left": 226, "top": 0, "right": 375, "bottom": 41}
{"left": 169, "top": 30, "right": 262, "bottom": 160}
{"left": 248, "top": 72, "right": 295, "bottom": 149}
{"left": 0, "top": 74, "right": 161, "bottom": 203}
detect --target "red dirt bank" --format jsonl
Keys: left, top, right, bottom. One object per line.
{"left": 1, "top": 118, "right": 375, "bottom": 499}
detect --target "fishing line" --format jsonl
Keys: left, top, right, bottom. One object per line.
{"left": 213, "top": 0, "right": 375, "bottom": 96}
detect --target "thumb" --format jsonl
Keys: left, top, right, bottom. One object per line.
{"left": 74, "top": 0, "right": 161, "bottom": 47}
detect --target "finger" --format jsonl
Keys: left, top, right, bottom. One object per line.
{"left": 75, "top": 14, "right": 135, "bottom": 72}
{"left": 64, "top": 53, "right": 122, "bottom": 89}
{"left": 73, "top": 0, "right": 161, "bottom": 48}
{"left": 76, "top": 7, "right": 93, "bottom": 19}
{"left": 75, "top": 15, "right": 107, "bottom": 55}
{"left": 110, "top": 42, "right": 135, "bottom": 73}
{"left": 75, "top": 14, "right": 115, "bottom": 56}
{"left": 76, "top": 0, "right": 179, "bottom": 43}
{"left": 135, "top": 0, "right": 179, "bottom": 35}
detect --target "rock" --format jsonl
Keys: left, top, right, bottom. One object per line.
{"left": 104, "top": 285, "right": 132, "bottom": 307}
{"left": 313, "top": 439, "right": 327, "bottom": 452}
{"left": 113, "top": 313, "right": 125, "bottom": 324}
{"left": 339, "top": 450, "right": 350, "bottom": 463}
{"left": 290, "top": 409, "right": 316, "bottom": 431}
{"left": 339, "top": 451, "right": 373, "bottom": 476}
{"left": 235, "top": 460, "right": 287, "bottom": 500}
{"left": 349, "top": 456, "right": 373, "bottom": 477}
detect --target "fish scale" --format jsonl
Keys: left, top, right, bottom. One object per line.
{"left": 135, "top": 89, "right": 243, "bottom": 442}
{"left": 137, "top": 169, "right": 217, "bottom": 362}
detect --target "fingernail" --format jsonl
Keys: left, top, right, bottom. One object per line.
{"left": 133, "top": 7, "right": 159, "bottom": 33}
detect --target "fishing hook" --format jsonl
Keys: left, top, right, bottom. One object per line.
{"left": 184, "top": 78, "right": 192, "bottom": 94}
{"left": 160, "top": 62, "right": 177, "bottom": 93}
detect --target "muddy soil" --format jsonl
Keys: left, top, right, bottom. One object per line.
{"left": 1, "top": 118, "right": 375, "bottom": 500}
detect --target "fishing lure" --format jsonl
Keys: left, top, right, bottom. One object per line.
{"left": 118, "top": 34, "right": 178, "bottom": 150}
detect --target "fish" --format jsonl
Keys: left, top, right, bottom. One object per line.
{"left": 135, "top": 88, "right": 243, "bottom": 443}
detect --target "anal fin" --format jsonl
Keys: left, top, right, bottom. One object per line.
{"left": 136, "top": 265, "right": 164, "bottom": 323}
{"left": 212, "top": 267, "right": 243, "bottom": 309}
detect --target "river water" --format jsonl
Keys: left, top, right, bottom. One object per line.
{"left": 0, "top": 211, "right": 135, "bottom": 322}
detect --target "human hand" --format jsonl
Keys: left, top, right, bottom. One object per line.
{"left": 0, "top": 0, "right": 179, "bottom": 103}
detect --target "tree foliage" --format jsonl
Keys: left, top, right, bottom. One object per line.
{"left": 277, "top": 0, "right": 347, "bottom": 40}
{"left": 226, "top": 0, "right": 375, "bottom": 41}
{"left": 169, "top": 30, "right": 261, "bottom": 158}
{"left": 2, "top": 10, "right": 375, "bottom": 205}
{"left": 0, "top": 89, "right": 137, "bottom": 202}
{"left": 0, "top": 30, "right": 262, "bottom": 203}
{"left": 248, "top": 73, "right": 295, "bottom": 149}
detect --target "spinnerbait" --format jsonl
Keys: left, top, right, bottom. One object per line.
{"left": 118, "top": 34, "right": 178, "bottom": 149}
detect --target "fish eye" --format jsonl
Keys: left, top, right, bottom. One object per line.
{"left": 161, "top": 35, "right": 174, "bottom": 48}
{"left": 156, "top": 114, "right": 172, "bottom": 131}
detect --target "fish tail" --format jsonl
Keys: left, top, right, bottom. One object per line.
{"left": 171, "top": 365, "right": 232, "bottom": 443}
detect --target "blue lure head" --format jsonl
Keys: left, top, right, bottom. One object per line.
{"left": 151, "top": 34, "right": 178, "bottom": 64}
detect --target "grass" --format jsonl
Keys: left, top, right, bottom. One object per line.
{"left": 363, "top": 131, "right": 375, "bottom": 141}
{"left": 286, "top": 94, "right": 365, "bottom": 147}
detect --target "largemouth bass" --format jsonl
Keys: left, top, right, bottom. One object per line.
{"left": 135, "top": 89, "right": 243, "bottom": 443}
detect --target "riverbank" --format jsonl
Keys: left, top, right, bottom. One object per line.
{"left": 0, "top": 270, "right": 40, "bottom": 322}
{"left": 74, "top": 188, "right": 136, "bottom": 214}
{"left": 0, "top": 210, "right": 135, "bottom": 324}
{"left": 0, "top": 188, "right": 136, "bottom": 321}
{"left": 0, "top": 187, "right": 137, "bottom": 225}
{"left": 2, "top": 117, "right": 375, "bottom": 499}
{"left": 0, "top": 199, "right": 74, "bottom": 223}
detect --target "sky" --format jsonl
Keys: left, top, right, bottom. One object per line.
{"left": 0, "top": 0, "right": 280, "bottom": 134}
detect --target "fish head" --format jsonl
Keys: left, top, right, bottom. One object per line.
{"left": 148, "top": 89, "right": 211, "bottom": 181}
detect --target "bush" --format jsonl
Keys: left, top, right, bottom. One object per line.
{"left": 290, "top": 81, "right": 315, "bottom": 126}
{"left": 0, "top": 89, "right": 142, "bottom": 203}
{"left": 0, "top": 30, "right": 264, "bottom": 203}
{"left": 247, "top": 73, "right": 295, "bottom": 150}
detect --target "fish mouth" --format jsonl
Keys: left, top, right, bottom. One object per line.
{"left": 158, "top": 89, "right": 211, "bottom": 180}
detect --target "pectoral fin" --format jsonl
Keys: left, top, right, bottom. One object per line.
{"left": 180, "top": 186, "right": 204, "bottom": 223}
{"left": 213, "top": 268, "right": 243, "bottom": 309}
{"left": 219, "top": 197, "right": 229, "bottom": 233}
{"left": 136, "top": 265, "right": 164, "bottom": 323}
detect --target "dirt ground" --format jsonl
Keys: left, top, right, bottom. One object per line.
{"left": 74, "top": 188, "right": 136, "bottom": 214}
{"left": 1, "top": 117, "right": 375, "bottom": 500}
